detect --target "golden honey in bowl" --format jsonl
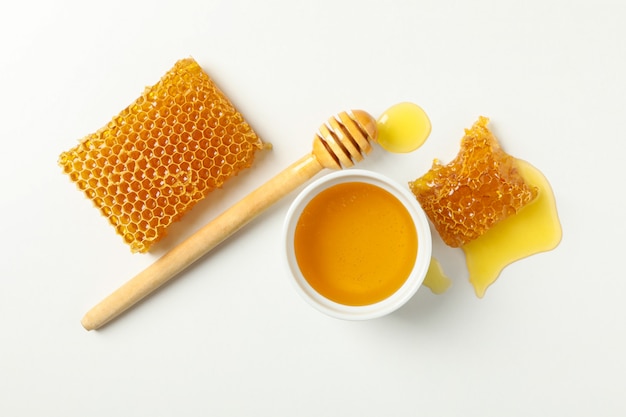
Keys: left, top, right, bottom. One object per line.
{"left": 293, "top": 181, "right": 418, "bottom": 306}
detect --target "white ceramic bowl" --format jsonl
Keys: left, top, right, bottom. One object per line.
{"left": 283, "top": 169, "right": 432, "bottom": 320}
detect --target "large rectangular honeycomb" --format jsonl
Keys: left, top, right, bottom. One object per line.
{"left": 59, "top": 58, "right": 266, "bottom": 253}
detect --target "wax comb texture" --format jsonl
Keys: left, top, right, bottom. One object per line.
{"left": 59, "top": 58, "right": 265, "bottom": 252}
{"left": 409, "top": 116, "right": 537, "bottom": 247}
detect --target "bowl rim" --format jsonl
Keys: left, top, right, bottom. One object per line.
{"left": 283, "top": 169, "right": 432, "bottom": 320}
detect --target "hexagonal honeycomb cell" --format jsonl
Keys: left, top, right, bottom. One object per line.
{"left": 59, "top": 58, "right": 266, "bottom": 253}
{"left": 409, "top": 116, "right": 538, "bottom": 247}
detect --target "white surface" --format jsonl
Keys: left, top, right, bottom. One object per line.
{"left": 1, "top": 0, "right": 624, "bottom": 415}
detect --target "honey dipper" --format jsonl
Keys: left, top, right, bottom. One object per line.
{"left": 81, "top": 110, "right": 378, "bottom": 330}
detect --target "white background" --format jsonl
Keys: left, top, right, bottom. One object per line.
{"left": 1, "top": 0, "right": 625, "bottom": 415}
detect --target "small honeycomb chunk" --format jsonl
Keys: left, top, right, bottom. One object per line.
{"left": 59, "top": 58, "right": 266, "bottom": 253}
{"left": 409, "top": 116, "right": 537, "bottom": 247}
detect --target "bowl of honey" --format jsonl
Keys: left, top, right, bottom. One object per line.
{"left": 284, "top": 169, "right": 432, "bottom": 320}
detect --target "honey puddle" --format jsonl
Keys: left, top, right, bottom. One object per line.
{"left": 376, "top": 102, "right": 431, "bottom": 153}
{"left": 462, "top": 159, "right": 562, "bottom": 297}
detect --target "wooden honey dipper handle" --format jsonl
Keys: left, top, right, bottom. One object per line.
{"left": 81, "top": 110, "right": 378, "bottom": 330}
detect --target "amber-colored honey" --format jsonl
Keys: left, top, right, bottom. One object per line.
{"left": 294, "top": 182, "right": 418, "bottom": 306}
{"left": 409, "top": 116, "right": 537, "bottom": 247}
{"left": 59, "top": 58, "right": 265, "bottom": 252}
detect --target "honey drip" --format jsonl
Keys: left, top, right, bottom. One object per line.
{"left": 462, "top": 159, "right": 562, "bottom": 297}
{"left": 422, "top": 257, "right": 452, "bottom": 294}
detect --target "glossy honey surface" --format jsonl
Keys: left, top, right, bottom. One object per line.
{"left": 376, "top": 102, "right": 431, "bottom": 153}
{"left": 463, "top": 159, "right": 562, "bottom": 297}
{"left": 294, "top": 182, "right": 418, "bottom": 306}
